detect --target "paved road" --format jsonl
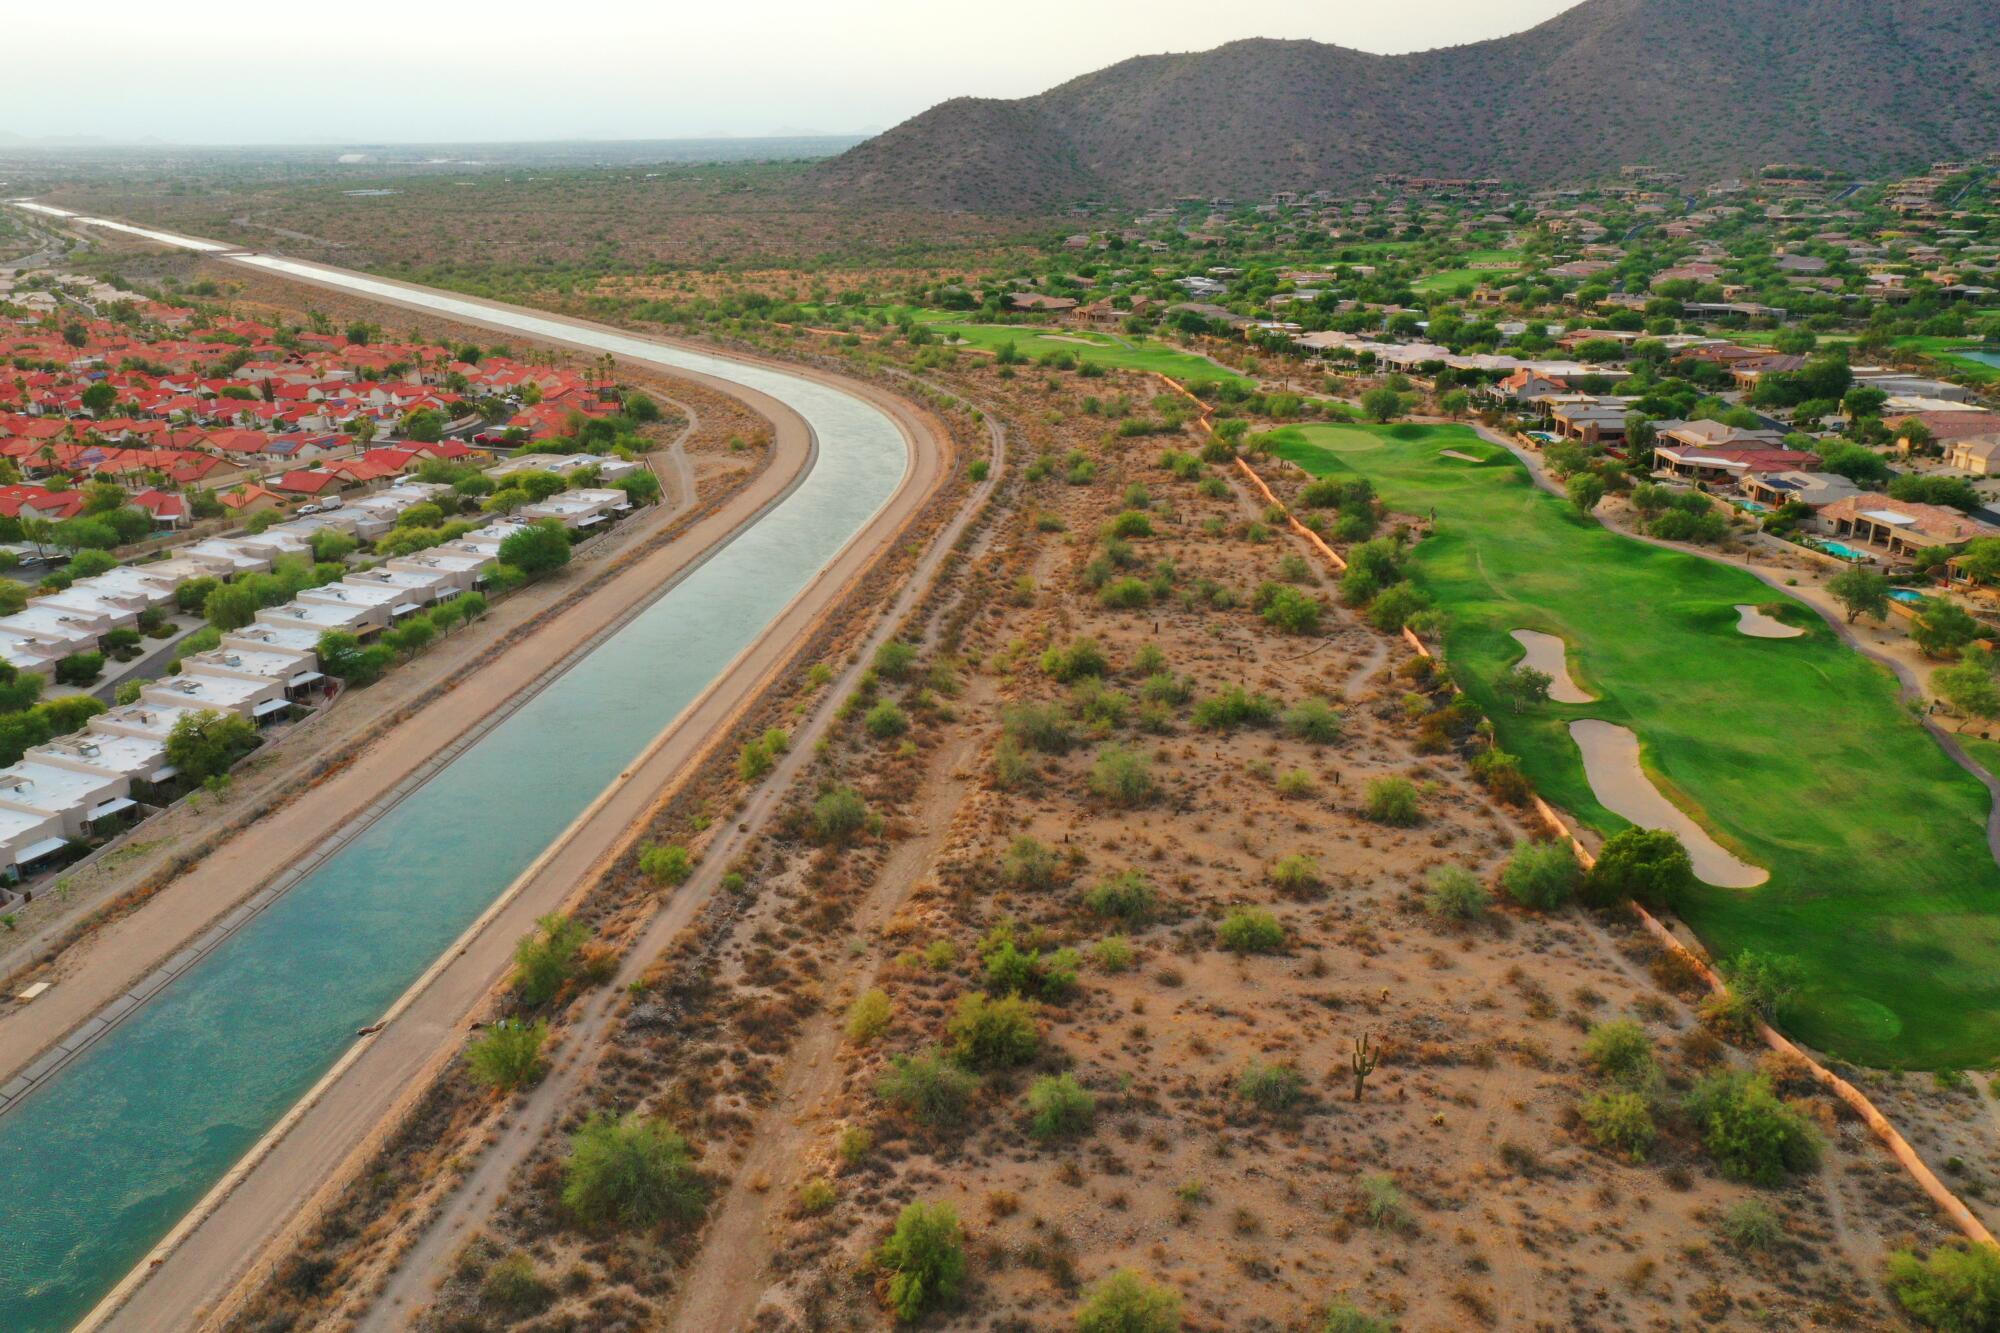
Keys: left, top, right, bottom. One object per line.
{"left": 85, "top": 315, "right": 950, "bottom": 1333}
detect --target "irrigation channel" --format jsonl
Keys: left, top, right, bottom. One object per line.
{"left": 0, "top": 209, "right": 912, "bottom": 1331}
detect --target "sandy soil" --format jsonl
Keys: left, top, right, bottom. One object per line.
{"left": 1510, "top": 628, "right": 1595, "bottom": 703}
{"left": 1438, "top": 448, "right": 1483, "bottom": 462}
{"left": 1569, "top": 720, "right": 1769, "bottom": 889}
{"left": 1734, "top": 604, "right": 1808, "bottom": 639}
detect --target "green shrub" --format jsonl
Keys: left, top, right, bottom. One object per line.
{"left": 1357, "top": 1173, "right": 1409, "bottom": 1230}
{"left": 1004, "top": 701, "right": 1077, "bottom": 754}
{"left": 1888, "top": 1242, "right": 2000, "bottom": 1331}
{"left": 1282, "top": 697, "right": 1343, "bottom": 743}
{"left": 512, "top": 913, "right": 591, "bottom": 1006}
{"left": 466, "top": 1018, "right": 549, "bottom": 1092}
{"left": 1580, "top": 1090, "right": 1656, "bottom": 1161}
{"left": 639, "top": 841, "right": 694, "bottom": 886}
{"left": 1003, "top": 837, "right": 1060, "bottom": 890}
{"left": 1074, "top": 1269, "right": 1181, "bottom": 1332}
{"left": 1191, "top": 686, "right": 1277, "bottom": 730}
{"left": 865, "top": 699, "right": 911, "bottom": 739}
{"left": 1367, "top": 580, "right": 1431, "bottom": 632}
{"left": 1424, "top": 866, "right": 1488, "bottom": 920}
{"left": 1084, "top": 870, "right": 1156, "bottom": 922}
{"left": 1718, "top": 1199, "right": 1782, "bottom": 1252}
{"left": 947, "top": 992, "right": 1041, "bottom": 1068}
{"left": 1042, "top": 637, "right": 1110, "bottom": 682}
{"left": 1255, "top": 582, "right": 1323, "bottom": 634}
{"left": 1139, "top": 671, "right": 1192, "bottom": 705}
{"left": 1268, "top": 854, "right": 1321, "bottom": 896}
{"left": 1501, "top": 840, "right": 1580, "bottom": 910}
{"left": 1582, "top": 827, "right": 1695, "bottom": 908}
{"left": 1683, "top": 1070, "right": 1822, "bottom": 1185}
{"left": 1107, "top": 509, "right": 1154, "bottom": 538}
{"left": 1218, "top": 908, "right": 1286, "bottom": 953}
{"left": 874, "top": 639, "right": 919, "bottom": 680}
{"left": 1236, "top": 1061, "right": 1307, "bottom": 1112}
{"left": 1092, "top": 935, "right": 1134, "bottom": 972}
{"left": 877, "top": 1047, "right": 980, "bottom": 1125}
{"left": 1027, "top": 1072, "right": 1098, "bottom": 1141}
{"left": 1362, "top": 776, "right": 1420, "bottom": 826}
{"left": 1088, "top": 744, "right": 1157, "bottom": 806}
{"left": 1583, "top": 1019, "right": 1656, "bottom": 1085}
{"left": 1322, "top": 1301, "right": 1392, "bottom": 1333}
{"left": 481, "top": 1253, "right": 553, "bottom": 1315}
{"left": 1099, "top": 577, "right": 1152, "bottom": 610}
{"left": 875, "top": 1202, "right": 967, "bottom": 1321}
{"left": 1276, "top": 768, "right": 1315, "bottom": 799}
{"left": 561, "top": 1113, "right": 706, "bottom": 1232}
{"left": 812, "top": 785, "right": 869, "bottom": 842}
{"left": 1722, "top": 949, "right": 1807, "bottom": 1021}
{"left": 992, "top": 737, "right": 1040, "bottom": 789}
{"left": 797, "top": 1177, "right": 838, "bottom": 1214}
{"left": 846, "top": 988, "right": 894, "bottom": 1044}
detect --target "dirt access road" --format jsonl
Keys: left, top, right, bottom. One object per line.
{"left": 33, "top": 253, "right": 954, "bottom": 1330}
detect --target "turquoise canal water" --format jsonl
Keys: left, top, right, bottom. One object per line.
{"left": 0, "top": 250, "right": 909, "bottom": 1330}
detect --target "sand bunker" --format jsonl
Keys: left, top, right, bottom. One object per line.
{"left": 1511, "top": 630, "right": 1594, "bottom": 703}
{"left": 1569, "top": 720, "right": 1769, "bottom": 888}
{"left": 1439, "top": 449, "right": 1483, "bottom": 462}
{"left": 1734, "top": 604, "right": 1804, "bottom": 639}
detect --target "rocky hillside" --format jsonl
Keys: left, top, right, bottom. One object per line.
{"left": 817, "top": 0, "right": 2000, "bottom": 209}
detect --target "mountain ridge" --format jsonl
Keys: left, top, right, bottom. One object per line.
{"left": 815, "top": 0, "right": 2000, "bottom": 210}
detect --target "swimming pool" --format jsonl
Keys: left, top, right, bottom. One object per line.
{"left": 1889, "top": 589, "right": 1927, "bottom": 604}
{"left": 1817, "top": 540, "right": 1870, "bottom": 561}
{"left": 1735, "top": 499, "right": 1771, "bottom": 515}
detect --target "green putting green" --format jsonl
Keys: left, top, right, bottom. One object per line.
{"left": 1273, "top": 420, "right": 2000, "bottom": 1068}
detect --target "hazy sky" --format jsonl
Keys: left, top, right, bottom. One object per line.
{"left": 3, "top": 0, "right": 1582, "bottom": 145}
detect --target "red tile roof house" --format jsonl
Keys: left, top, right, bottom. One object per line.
{"left": 218, "top": 484, "right": 286, "bottom": 516}
{"left": 0, "top": 485, "right": 86, "bottom": 522}
{"left": 129, "top": 489, "right": 189, "bottom": 530}
{"left": 269, "top": 469, "right": 345, "bottom": 498}
{"left": 1653, "top": 441, "right": 1819, "bottom": 485}
{"left": 1816, "top": 495, "right": 1997, "bottom": 562}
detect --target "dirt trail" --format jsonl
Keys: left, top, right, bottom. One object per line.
{"left": 665, "top": 723, "right": 985, "bottom": 1331}
{"left": 350, "top": 406, "right": 1005, "bottom": 1333}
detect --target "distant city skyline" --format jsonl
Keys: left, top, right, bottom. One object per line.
{"left": 1, "top": 0, "right": 1582, "bottom": 146}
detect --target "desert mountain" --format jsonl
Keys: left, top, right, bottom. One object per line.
{"left": 816, "top": 0, "right": 2000, "bottom": 210}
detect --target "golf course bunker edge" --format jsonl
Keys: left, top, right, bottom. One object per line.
{"left": 1510, "top": 629, "right": 1595, "bottom": 703}
{"left": 1568, "top": 719, "right": 1769, "bottom": 888}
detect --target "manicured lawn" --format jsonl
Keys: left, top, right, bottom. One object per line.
{"left": 1274, "top": 421, "right": 2000, "bottom": 1068}
{"left": 1412, "top": 250, "right": 1527, "bottom": 294}
{"left": 917, "top": 318, "right": 1253, "bottom": 388}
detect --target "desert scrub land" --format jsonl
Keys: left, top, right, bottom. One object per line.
{"left": 1269, "top": 422, "right": 2000, "bottom": 1070}
{"left": 373, "top": 355, "right": 1970, "bottom": 1332}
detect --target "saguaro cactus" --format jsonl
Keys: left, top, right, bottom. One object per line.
{"left": 1351, "top": 1032, "right": 1379, "bottom": 1102}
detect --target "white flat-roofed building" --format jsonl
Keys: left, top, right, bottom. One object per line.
{"left": 184, "top": 540, "right": 274, "bottom": 576}
{"left": 28, "top": 732, "right": 172, "bottom": 786}
{"left": 343, "top": 566, "right": 454, "bottom": 613}
{"left": 74, "top": 566, "right": 179, "bottom": 611}
{"left": 386, "top": 548, "right": 485, "bottom": 593}
{"left": 0, "top": 632, "right": 60, "bottom": 674}
{"left": 0, "top": 607, "right": 102, "bottom": 657}
{"left": 520, "top": 487, "right": 627, "bottom": 530}
{"left": 232, "top": 528, "right": 314, "bottom": 561}
{"left": 256, "top": 598, "right": 377, "bottom": 637}
{"left": 0, "top": 760, "right": 129, "bottom": 839}
{"left": 141, "top": 555, "right": 227, "bottom": 587}
{"left": 141, "top": 671, "right": 278, "bottom": 719}
{"left": 223, "top": 623, "right": 322, "bottom": 665}
{"left": 488, "top": 453, "right": 608, "bottom": 481}
{"left": 349, "top": 483, "right": 451, "bottom": 526}
{"left": 182, "top": 645, "right": 313, "bottom": 690}
{"left": 32, "top": 589, "right": 140, "bottom": 631}
{"left": 89, "top": 701, "right": 201, "bottom": 744}
{"left": 0, "top": 804, "right": 68, "bottom": 878}
{"left": 296, "top": 580, "right": 398, "bottom": 627}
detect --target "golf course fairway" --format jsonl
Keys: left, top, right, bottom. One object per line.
{"left": 1274, "top": 420, "right": 2000, "bottom": 1069}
